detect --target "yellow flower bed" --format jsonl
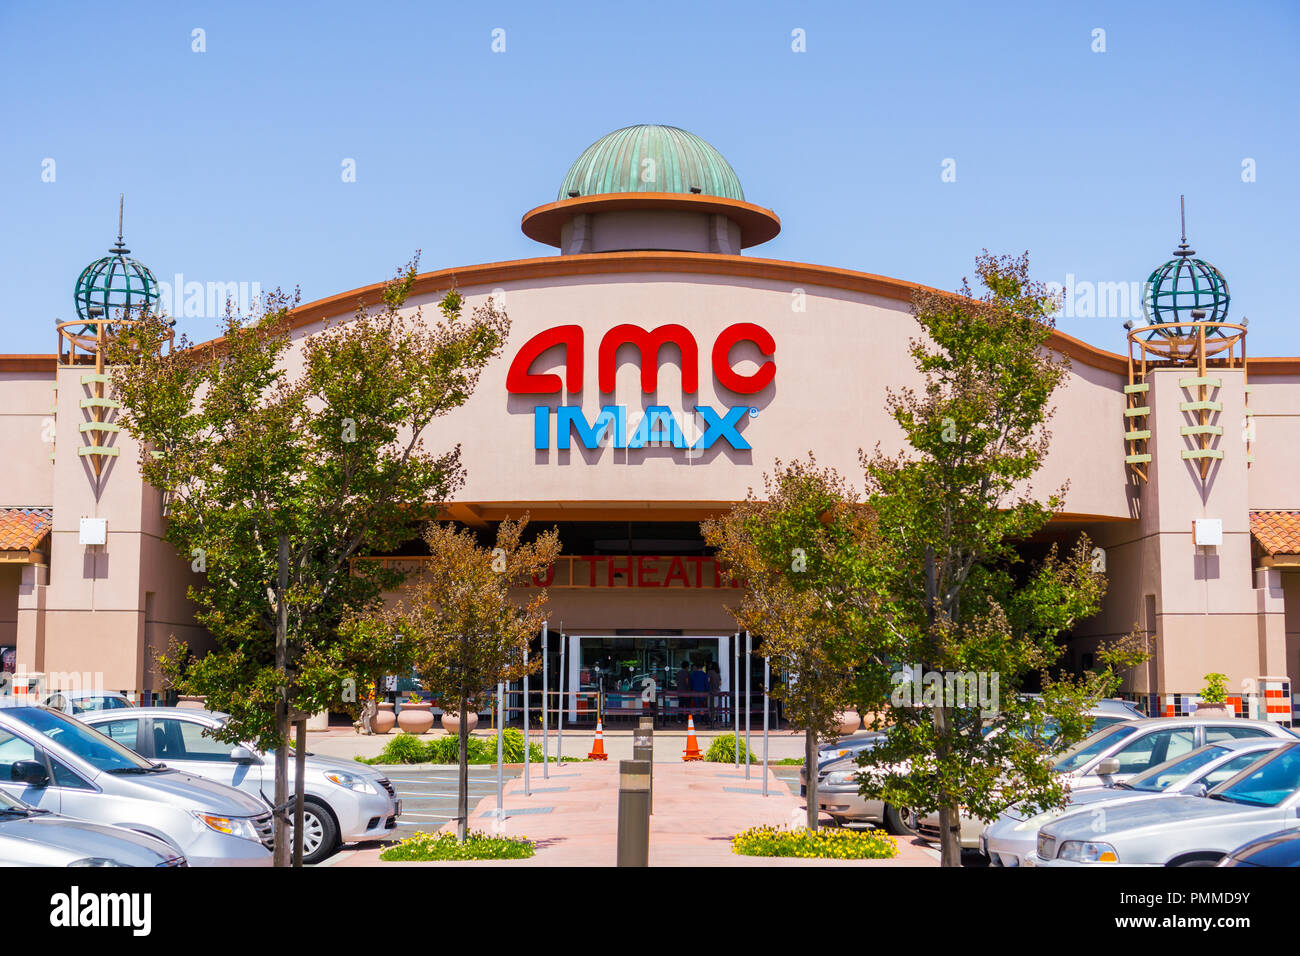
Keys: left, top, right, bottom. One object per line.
{"left": 731, "top": 825, "right": 898, "bottom": 859}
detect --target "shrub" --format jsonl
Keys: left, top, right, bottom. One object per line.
{"left": 1200, "top": 672, "right": 1229, "bottom": 705}
{"left": 371, "top": 732, "right": 427, "bottom": 764}
{"left": 731, "top": 825, "right": 898, "bottom": 860}
{"left": 380, "top": 830, "right": 534, "bottom": 862}
{"left": 704, "top": 733, "right": 759, "bottom": 764}
{"left": 362, "top": 731, "right": 551, "bottom": 765}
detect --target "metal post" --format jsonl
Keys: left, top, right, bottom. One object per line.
{"left": 762, "top": 656, "right": 770, "bottom": 797}
{"left": 273, "top": 534, "right": 289, "bottom": 868}
{"left": 733, "top": 631, "right": 739, "bottom": 768}
{"left": 292, "top": 717, "right": 307, "bottom": 865}
{"left": 496, "top": 681, "right": 505, "bottom": 821}
{"left": 523, "top": 644, "right": 530, "bottom": 796}
{"left": 616, "top": 760, "right": 651, "bottom": 867}
{"left": 557, "top": 629, "right": 565, "bottom": 764}
{"left": 632, "top": 725, "right": 653, "bottom": 814}
{"left": 541, "top": 622, "right": 549, "bottom": 779}
{"left": 745, "top": 631, "right": 752, "bottom": 780}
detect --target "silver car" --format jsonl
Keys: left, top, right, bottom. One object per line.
{"left": 82, "top": 707, "right": 400, "bottom": 864}
{"left": 982, "top": 737, "right": 1289, "bottom": 866}
{"left": 0, "top": 706, "right": 271, "bottom": 866}
{"left": 921, "top": 716, "right": 1294, "bottom": 849}
{"left": 0, "top": 786, "right": 185, "bottom": 867}
{"left": 39, "top": 690, "right": 135, "bottom": 716}
{"left": 1036, "top": 740, "right": 1300, "bottom": 866}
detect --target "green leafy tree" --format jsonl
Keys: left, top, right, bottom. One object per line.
{"left": 703, "top": 457, "right": 891, "bottom": 829}
{"left": 109, "top": 255, "right": 508, "bottom": 864}
{"left": 385, "top": 516, "right": 561, "bottom": 842}
{"left": 853, "top": 252, "right": 1146, "bottom": 866}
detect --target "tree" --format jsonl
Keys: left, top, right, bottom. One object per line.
{"left": 853, "top": 251, "right": 1146, "bottom": 866}
{"left": 387, "top": 516, "right": 560, "bottom": 841}
{"left": 110, "top": 255, "right": 508, "bottom": 865}
{"left": 702, "top": 457, "right": 890, "bottom": 829}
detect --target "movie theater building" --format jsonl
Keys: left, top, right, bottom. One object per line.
{"left": 0, "top": 125, "right": 1296, "bottom": 724}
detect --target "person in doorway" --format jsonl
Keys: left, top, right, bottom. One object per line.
{"left": 706, "top": 662, "right": 722, "bottom": 724}
{"left": 676, "top": 660, "right": 692, "bottom": 722}
{"left": 689, "top": 662, "right": 709, "bottom": 721}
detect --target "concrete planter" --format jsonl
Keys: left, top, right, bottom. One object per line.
{"left": 396, "top": 702, "right": 434, "bottom": 735}
{"left": 373, "top": 702, "right": 396, "bottom": 734}
{"left": 834, "top": 710, "right": 862, "bottom": 735}
{"left": 440, "top": 710, "right": 478, "bottom": 735}
{"left": 176, "top": 695, "right": 207, "bottom": 710}
{"left": 1193, "top": 701, "right": 1233, "bottom": 717}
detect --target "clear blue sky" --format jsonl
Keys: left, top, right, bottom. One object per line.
{"left": 2, "top": 1, "right": 1297, "bottom": 354}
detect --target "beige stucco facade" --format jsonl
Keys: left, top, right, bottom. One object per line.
{"left": 0, "top": 130, "right": 1295, "bottom": 724}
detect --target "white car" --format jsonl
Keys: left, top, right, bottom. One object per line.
{"left": 82, "top": 707, "right": 400, "bottom": 864}
{"left": 1035, "top": 741, "right": 1300, "bottom": 867}
{"left": 0, "top": 786, "right": 186, "bottom": 867}
{"left": 982, "top": 737, "right": 1289, "bottom": 866}
{"left": 0, "top": 706, "right": 271, "bottom": 866}
{"left": 40, "top": 690, "right": 135, "bottom": 716}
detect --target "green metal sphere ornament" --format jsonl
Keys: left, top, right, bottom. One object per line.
{"left": 1141, "top": 196, "right": 1230, "bottom": 338}
{"left": 72, "top": 195, "right": 159, "bottom": 331}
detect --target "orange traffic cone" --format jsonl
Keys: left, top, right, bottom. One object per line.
{"left": 682, "top": 715, "right": 703, "bottom": 761}
{"left": 587, "top": 721, "right": 609, "bottom": 760}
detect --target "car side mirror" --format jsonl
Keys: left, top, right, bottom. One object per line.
{"left": 1189, "top": 782, "right": 1209, "bottom": 798}
{"left": 11, "top": 760, "right": 50, "bottom": 787}
{"left": 1094, "top": 757, "right": 1120, "bottom": 777}
{"left": 229, "top": 746, "right": 255, "bottom": 764}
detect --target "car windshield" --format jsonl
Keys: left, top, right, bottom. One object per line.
{"left": 9, "top": 708, "right": 153, "bottom": 773}
{"left": 1211, "top": 746, "right": 1300, "bottom": 807}
{"left": 1088, "top": 715, "right": 1126, "bottom": 733}
{"left": 1051, "top": 723, "right": 1141, "bottom": 773}
{"left": 0, "top": 788, "right": 27, "bottom": 812}
{"left": 1127, "top": 745, "right": 1227, "bottom": 792}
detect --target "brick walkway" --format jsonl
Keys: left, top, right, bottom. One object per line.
{"left": 329, "top": 760, "right": 938, "bottom": 866}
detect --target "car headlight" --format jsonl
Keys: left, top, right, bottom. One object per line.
{"left": 824, "top": 770, "right": 858, "bottom": 785}
{"left": 1057, "top": 840, "right": 1119, "bottom": 863}
{"left": 67, "top": 857, "right": 127, "bottom": 867}
{"left": 193, "top": 812, "right": 260, "bottom": 842}
{"left": 324, "top": 770, "right": 376, "bottom": 793}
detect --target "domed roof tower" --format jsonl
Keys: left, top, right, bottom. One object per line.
{"left": 522, "top": 125, "right": 780, "bottom": 255}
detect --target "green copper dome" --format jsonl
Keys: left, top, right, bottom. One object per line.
{"left": 558, "top": 125, "right": 745, "bottom": 202}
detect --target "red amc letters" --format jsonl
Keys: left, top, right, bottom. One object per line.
{"left": 505, "top": 322, "right": 776, "bottom": 395}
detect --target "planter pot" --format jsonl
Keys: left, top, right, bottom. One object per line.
{"left": 834, "top": 710, "right": 862, "bottom": 736}
{"left": 176, "top": 695, "right": 207, "bottom": 710}
{"left": 440, "top": 710, "right": 479, "bottom": 735}
{"left": 373, "top": 702, "right": 396, "bottom": 735}
{"left": 1193, "top": 701, "right": 1233, "bottom": 718}
{"left": 306, "top": 709, "right": 330, "bottom": 731}
{"left": 396, "top": 702, "right": 434, "bottom": 735}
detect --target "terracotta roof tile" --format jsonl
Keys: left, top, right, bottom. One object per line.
{"left": 0, "top": 508, "right": 52, "bottom": 552}
{"left": 1250, "top": 511, "right": 1300, "bottom": 556}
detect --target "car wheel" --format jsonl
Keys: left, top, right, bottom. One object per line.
{"left": 884, "top": 804, "right": 918, "bottom": 836}
{"left": 297, "top": 799, "right": 339, "bottom": 865}
{"left": 1173, "top": 859, "right": 1219, "bottom": 867}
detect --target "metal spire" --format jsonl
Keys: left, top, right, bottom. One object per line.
{"left": 110, "top": 193, "right": 130, "bottom": 255}
{"left": 1173, "top": 194, "right": 1194, "bottom": 257}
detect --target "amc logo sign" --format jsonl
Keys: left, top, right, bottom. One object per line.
{"left": 507, "top": 323, "right": 775, "bottom": 453}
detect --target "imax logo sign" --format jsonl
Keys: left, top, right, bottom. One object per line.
{"left": 534, "top": 404, "right": 754, "bottom": 451}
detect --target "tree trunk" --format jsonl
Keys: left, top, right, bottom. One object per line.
{"left": 932, "top": 703, "right": 961, "bottom": 867}
{"left": 457, "top": 695, "right": 470, "bottom": 843}
{"left": 272, "top": 534, "right": 290, "bottom": 868}
{"left": 292, "top": 718, "right": 307, "bottom": 866}
{"left": 805, "top": 728, "right": 818, "bottom": 831}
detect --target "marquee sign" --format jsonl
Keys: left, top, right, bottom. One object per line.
{"left": 508, "top": 323, "right": 775, "bottom": 452}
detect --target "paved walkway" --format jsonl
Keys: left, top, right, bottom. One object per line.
{"left": 328, "top": 759, "right": 938, "bottom": 867}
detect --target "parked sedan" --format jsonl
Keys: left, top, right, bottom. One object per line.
{"left": 798, "top": 732, "right": 883, "bottom": 796}
{"left": 1035, "top": 740, "right": 1300, "bottom": 866}
{"left": 1217, "top": 828, "right": 1300, "bottom": 867}
{"left": 0, "top": 787, "right": 185, "bottom": 867}
{"left": 982, "top": 737, "right": 1289, "bottom": 866}
{"left": 40, "top": 690, "right": 135, "bottom": 716}
{"left": 0, "top": 706, "right": 272, "bottom": 866}
{"left": 83, "top": 707, "right": 400, "bottom": 864}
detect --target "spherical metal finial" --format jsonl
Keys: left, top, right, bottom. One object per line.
{"left": 73, "top": 195, "right": 159, "bottom": 328}
{"left": 1141, "top": 197, "right": 1230, "bottom": 335}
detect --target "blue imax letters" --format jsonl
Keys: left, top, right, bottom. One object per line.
{"left": 534, "top": 405, "right": 751, "bottom": 451}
